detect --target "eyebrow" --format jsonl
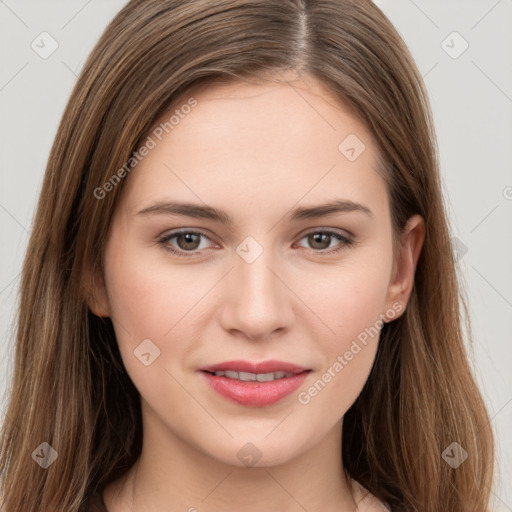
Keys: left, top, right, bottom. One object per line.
{"left": 136, "top": 199, "right": 373, "bottom": 224}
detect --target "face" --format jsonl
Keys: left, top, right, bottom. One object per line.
{"left": 90, "top": 72, "right": 423, "bottom": 468}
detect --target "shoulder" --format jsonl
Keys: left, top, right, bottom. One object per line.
{"left": 351, "top": 478, "right": 392, "bottom": 512}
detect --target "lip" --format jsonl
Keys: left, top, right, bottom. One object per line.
{"left": 198, "top": 360, "right": 311, "bottom": 407}
{"left": 199, "top": 359, "right": 309, "bottom": 374}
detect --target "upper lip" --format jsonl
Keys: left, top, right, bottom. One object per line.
{"left": 199, "top": 360, "right": 309, "bottom": 374}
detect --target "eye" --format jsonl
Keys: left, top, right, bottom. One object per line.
{"left": 295, "top": 229, "right": 354, "bottom": 255}
{"left": 157, "top": 229, "right": 215, "bottom": 257}
{"left": 157, "top": 228, "right": 354, "bottom": 258}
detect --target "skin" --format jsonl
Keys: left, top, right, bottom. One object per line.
{"left": 89, "top": 71, "right": 425, "bottom": 512}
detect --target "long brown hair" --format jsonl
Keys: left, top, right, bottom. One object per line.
{"left": 0, "top": 1, "right": 494, "bottom": 510}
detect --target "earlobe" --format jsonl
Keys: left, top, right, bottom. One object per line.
{"left": 83, "top": 267, "right": 111, "bottom": 318}
{"left": 385, "top": 214, "right": 425, "bottom": 318}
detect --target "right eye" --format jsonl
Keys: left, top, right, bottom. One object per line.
{"left": 157, "top": 229, "right": 216, "bottom": 257}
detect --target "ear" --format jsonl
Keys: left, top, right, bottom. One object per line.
{"left": 83, "top": 266, "right": 111, "bottom": 318}
{"left": 384, "top": 214, "right": 425, "bottom": 319}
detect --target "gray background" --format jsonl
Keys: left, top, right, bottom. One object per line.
{"left": 1, "top": 0, "right": 511, "bottom": 509}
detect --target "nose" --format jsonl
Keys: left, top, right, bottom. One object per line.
{"left": 218, "top": 244, "right": 295, "bottom": 341}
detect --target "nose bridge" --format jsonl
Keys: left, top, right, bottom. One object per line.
{"left": 221, "top": 236, "right": 293, "bottom": 339}
{"left": 238, "top": 248, "right": 278, "bottom": 303}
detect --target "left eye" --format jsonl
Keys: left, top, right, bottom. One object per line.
{"left": 296, "top": 229, "right": 352, "bottom": 253}
{"left": 157, "top": 229, "right": 353, "bottom": 257}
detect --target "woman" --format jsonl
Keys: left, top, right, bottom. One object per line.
{"left": 0, "top": 1, "right": 495, "bottom": 511}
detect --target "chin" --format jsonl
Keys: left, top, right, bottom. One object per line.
{"left": 199, "top": 429, "right": 313, "bottom": 469}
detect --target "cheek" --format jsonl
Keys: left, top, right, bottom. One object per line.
{"left": 103, "top": 241, "right": 205, "bottom": 369}
{"left": 297, "top": 251, "right": 392, "bottom": 412}
{"left": 106, "top": 261, "right": 171, "bottom": 337}
{"left": 103, "top": 252, "right": 210, "bottom": 409}
{"left": 311, "top": 255, "right": 392, "bottom": 349}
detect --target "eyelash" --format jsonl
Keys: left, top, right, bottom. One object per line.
{"left": 156, "top": 228, "right": 354, "bottom": 258}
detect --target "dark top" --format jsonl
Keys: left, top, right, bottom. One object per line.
{"left": 81, "top": 491, "right": 108, "bottom": 512}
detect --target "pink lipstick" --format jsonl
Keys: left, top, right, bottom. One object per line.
{"left": 199, "top": 360, "right": 311, "bottom": 407}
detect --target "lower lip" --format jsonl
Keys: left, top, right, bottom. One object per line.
{"left": 199, "top": 371, "right": 309, "bottom": 407}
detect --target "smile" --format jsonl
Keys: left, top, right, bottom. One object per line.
{"left": 207, "top": 370, "right": 296, "bottom": 382}
{"left": 198, "top": 360, "right": 311, "bottom": 407}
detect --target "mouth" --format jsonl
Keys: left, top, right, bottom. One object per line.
{"left": 198, "top": 360, "right": 312, "bottom": 407}
{"left": 202, "top": 369, "right": 304, "bottom": 382}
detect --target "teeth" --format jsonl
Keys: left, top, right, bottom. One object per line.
{"left": 238, "top": 371, "right": 256, "bottom": 381}
{"left": 212, "top": 370, "right": 294, "bottom": 381}
{"left": 256, "top": 372, "right": 276, "bottom": 382}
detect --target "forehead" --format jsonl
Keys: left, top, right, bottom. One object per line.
{"left": 118, "top": 75, "right": 387, "bottom": 218}
{"left": 169, "top": 75, "right": 371, "bottom": 155}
